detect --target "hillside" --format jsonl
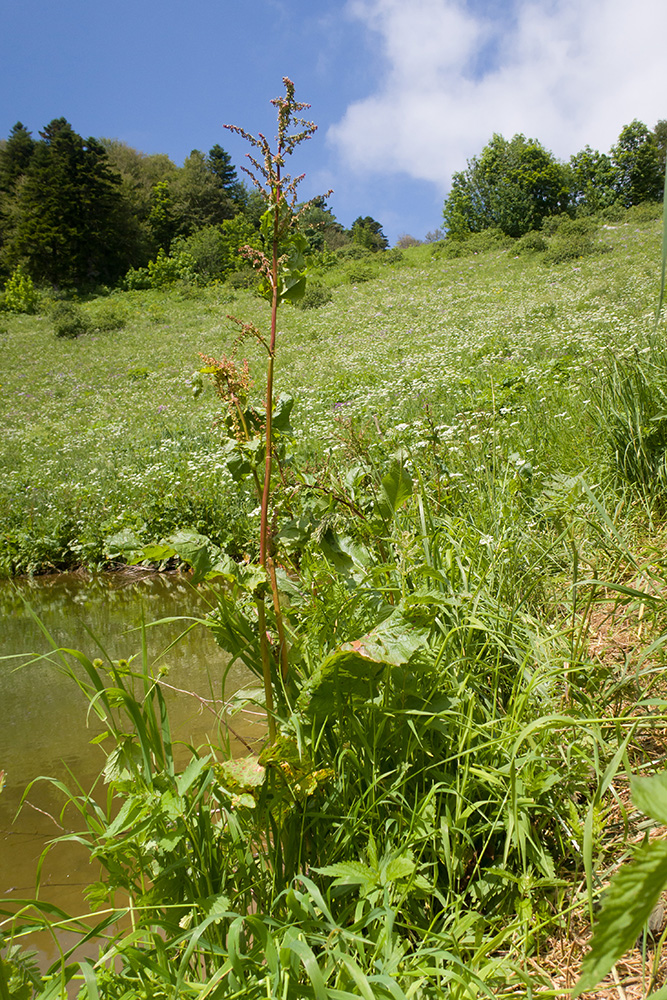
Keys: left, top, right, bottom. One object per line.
{"left": 1, "top": 206, "right": 664, "bottom": 577}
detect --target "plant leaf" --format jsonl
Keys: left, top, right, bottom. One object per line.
{"left": 631, "top": 771, "right": 667, "bottom": 826}
{"left": 574, "top": 840, "right": 667, "bottom": 995}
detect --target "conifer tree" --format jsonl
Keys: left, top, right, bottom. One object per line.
{"left": 10, "top": 118, "right": 130, "bottom": 286}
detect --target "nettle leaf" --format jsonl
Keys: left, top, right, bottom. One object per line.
{"left": 315, "top": 861, "right": 378, "bottom": 888}
{"left": 631, "top": 770, "right": 667, "bottom": 826}
{"left": 574, "top": 839, "right": 667, "bottom": 995}
{"left": 384, "top": 855, "right": 416, "bottom": 883}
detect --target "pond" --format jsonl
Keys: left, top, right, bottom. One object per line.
{"left": 0, "top": 570, "right": 257, "bottom": 966}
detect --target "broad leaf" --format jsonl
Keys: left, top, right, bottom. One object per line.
{"left": 574, "top": 840, "right": 667, "bottom": 995}
{"left": 631, "top": 770, "right": 667, "bottom": 826}
{"left": 219, "top": 757, "right": 265, "bottom": 791}
{"left": 379, "top": 459, "right": 413, "bottom": 516}
{"left": 297, "top": 611, "right": 428, "bottom": 722}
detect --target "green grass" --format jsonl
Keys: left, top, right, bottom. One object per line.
{"left": 4, "top": 209, "right": 667, "bottom": 997}
{"left": 0, "top": 214, "right": 663, "bottom": 575}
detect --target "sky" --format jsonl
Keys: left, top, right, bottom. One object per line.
{"left": 2, "top": 0, "right": 667, "bottom": 246}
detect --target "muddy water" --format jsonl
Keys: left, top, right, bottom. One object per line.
{"left": 0, "top": 571, "right": 259, "bottom": 966}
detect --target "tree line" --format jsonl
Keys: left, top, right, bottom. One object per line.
{"left": 0, "top": 118, "right": 389, "bottom": 290}
{"left": 443, "top": 118, "right": 666, "bottom": 239}
{"left": 1, "top": 116, "right": 665, "bottom": 292}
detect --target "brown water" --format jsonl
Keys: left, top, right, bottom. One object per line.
{"left": 0, "top": 571, "right": 259, "bottom": 966}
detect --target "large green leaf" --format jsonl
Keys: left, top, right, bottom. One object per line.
{"left": 297, "top": 610, "right": 428, "bottom": 722}
{"left": 631, "top": 770, "right": 667, "bottom": 826}
{"left": 574, "top": 839, "right": 667, "bottom": 995}
{"left": 379, "top": 458, "right": 413, "bottom": 516}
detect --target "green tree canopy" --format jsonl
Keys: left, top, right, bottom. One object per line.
{"left": 8, "top": 118, "right": 133, "bottom": 286}
{"left": 350, "top": 215, "right": 389, "bottom": 251}
{"left": 567, "top": 145, "right": 618, "bottom": 213}
{"left": 443, "top": 133, "right": 570, "bottom": 238}
{"left": 611, "top": 119, "right": 664, "bottom": 206}
{"left": 170, "top": 149, "right": 237, "bottom": 237}
{"left": 299, "top": 195, "right": 348, "bottom": 252}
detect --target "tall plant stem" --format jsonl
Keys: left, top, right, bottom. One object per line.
{"left": 256, "top": 598, "right": 276, "bottom": 743}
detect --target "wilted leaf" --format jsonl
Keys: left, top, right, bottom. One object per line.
{"left": 220, "top": 756, "right": 265, "bottom": 791}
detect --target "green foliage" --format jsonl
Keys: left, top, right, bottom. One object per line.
{"left": 568, "top": 145, "right": 618, "bottom": 214}
{"left": 350, "top": 215, "right": 389, "bottom": 251}
{"left": 294, "top": 281, "right": 333, "bottom": 309}
{"left": 0, "top": 942, "right": 42, "bottom": 1000}
{"left": 612, "top": 119, "right": 664, "bottom": 207}
{"left": 1, "top": 265, "right": 39, "bottom": 313}
{"left": 51, "top": 300, "right": 90, "bottom": 338}
{"left": 172, "top": 217, "right": 261, "bottom": 283}
{"left": 593, "top": 336, "right": 667, "bottom": 493}
{"left": 438, "top": 226, "right": 511, "bottom": 258}
{"left": 514, "top": 230, "right": 547, "bottom": 254}
{"left": 345, "top": 260, "right": 378, "bottom": 283}
{"left": 6, "top": 118, "right": 132, "bottom": 287}
{"left": 87, "top": 297, "right": 130, "bottom": 332}
{"left": 543, "top": 216, "right": 609, "bottom": 263}
{"left": 575, "top": 770, "right": 667, "bottom": 996}
{"left": 443, "top": 133, "right": 570, "bottom": 238}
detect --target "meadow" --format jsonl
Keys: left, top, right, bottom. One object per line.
{"left": 4, "top": 204, "right": 667, "bottom": 998}
{"left": 1, "top": 207, "right": 663, "bottom": 577}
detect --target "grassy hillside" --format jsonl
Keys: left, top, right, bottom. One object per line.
{"left": 1, "top": 207, "right": 664, "bottom": 576}
{"left": 4, "top": 206, "right": 667, "bottom": 997}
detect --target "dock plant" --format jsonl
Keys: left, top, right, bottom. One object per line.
{"left": 4, "top": 82, "right": 667, "bottom": 1000}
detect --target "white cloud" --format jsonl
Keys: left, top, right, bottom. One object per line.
{"left": 328, "top": 0, "right": 667, "bottom": 191}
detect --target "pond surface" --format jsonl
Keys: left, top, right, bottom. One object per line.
{"left": 0, "top": 571, "right": 258, "bottom": 966}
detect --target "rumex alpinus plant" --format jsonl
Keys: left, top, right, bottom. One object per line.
{"left": 198, "top": 78, "right": 315, "bottom": 741}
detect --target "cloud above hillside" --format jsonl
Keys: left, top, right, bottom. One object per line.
{"left": 328, "top": 0, "right": 667, "bottom": 190}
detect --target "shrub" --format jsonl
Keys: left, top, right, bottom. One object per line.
{"left": 515, "top": 230, "right": 547, "bottom": 254}
{"left": 438, "top": 227, "right": 511, "bottom": 259}
{"left": 381, "top": 248, "right": 404, "bottom": 264}
{"left": 295, "top": 281, "right": 333, "bottom": 310}
{"left": 541, "top": 213, "right": 573, "bottom": 236}
{"left": 599, "top": 202, "right": 627, "bottom": 222}
{"left": 226, "top": 266, "right": 260, "bottom": 290}
{"left": 147, "top": 249, "right": 199, "bottom": 288}
{"left": 88, "top": 299, "right": 130, "bottom": 332}
{"left": 345, "top": 262, "right": 378, "bottom": 284}
{"left": 2, "top": 265, "right": 40, "bottom": 314}
{"left": 51, "top": 301, "right": 90, "bottom": 338}
{"left": 625, "top": 200, "right": 663, "bottom": 223}
{"left": 173, "top": 217, "right": 262, "bottom": 283}
{"left": 122, "top": 265, "right": 152, "bottom": 290}
{"left": 335, "top": 244, "right": 373, "bottom": 262}
{"left": 542, "top": 216, "right": 609, "bottom": 263}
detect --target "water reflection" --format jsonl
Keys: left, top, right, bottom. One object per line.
{"left": 0, "top": 571, "right": 258, "bottom": 963}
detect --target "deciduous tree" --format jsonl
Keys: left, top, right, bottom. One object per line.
{"left": 611, "top": 119, "right": 664, "bottom": 206}
{"left": 443, "top": 134, "right": 569, "bottom": 238}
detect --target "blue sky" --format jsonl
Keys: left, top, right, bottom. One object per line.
{"left": 2, "top": 0, "right": 667, "bottom": 245}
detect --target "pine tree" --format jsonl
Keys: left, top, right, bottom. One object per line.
{"left": 10, "top": 118, "right": 130, "bottom": 286}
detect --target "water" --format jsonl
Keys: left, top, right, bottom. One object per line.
{"left": 0, "top": 570, "right": 259, "bottom": 965}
